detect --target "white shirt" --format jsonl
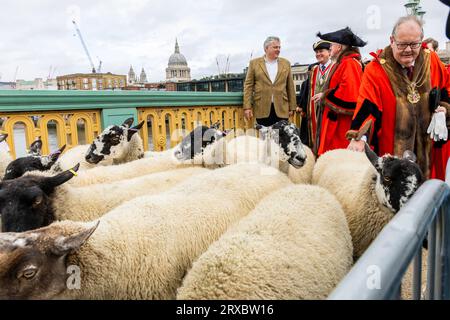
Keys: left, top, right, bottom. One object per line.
{"left": 264, "top": 57, "right": 278, "bottom": 103}
{"left": 264, "top": 57, "right": 278, "bottom": 84}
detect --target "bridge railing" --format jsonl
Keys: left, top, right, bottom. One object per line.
{"left": 0, "top": 90, "right": 303, "bottom": 157}
{"left": 329, "top": 158, "right": 450, "bottom": 300}
{"left": 0, "top": 90, "right": 247, "bottom": 158}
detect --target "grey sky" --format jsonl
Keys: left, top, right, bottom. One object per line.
{"left": 0, "top": 0, "right": 448, "bottom": 83}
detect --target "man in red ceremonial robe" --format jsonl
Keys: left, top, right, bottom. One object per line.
{"left": 314, "top": 27, "right": 366, "bottom": 156}
{"left": 347, "top": 16, "right": 450, "bottom": 179}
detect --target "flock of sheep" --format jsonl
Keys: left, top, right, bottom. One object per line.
{"left": 0, "top": 118, "right": 424, "bottom": 300}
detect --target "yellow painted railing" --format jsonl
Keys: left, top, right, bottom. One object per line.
{"left": 0, "top": 107, "right": 302, "bottom": 158}
{"left": 138, "top": 106, "right": 302, "bottom": 152}
{"left": 0, "top": 91, "right": 302, "bottom": 158}
{"left": 138, "top": 105, "right": 246, "bottom": 151}
{"left": 0, "top": 110, "right": 101, "bottom": 158}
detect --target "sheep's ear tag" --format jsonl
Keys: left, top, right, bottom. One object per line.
{"left": 69, "top": 169, "right": 78, "bottom": 177}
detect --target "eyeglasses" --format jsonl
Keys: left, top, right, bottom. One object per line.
{"left": 393, "top": 38, "right": 422, "bottom": 50}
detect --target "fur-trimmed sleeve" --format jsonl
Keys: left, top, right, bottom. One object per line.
{"left": 346, "top": 62, "right": 383, "bottom": 141}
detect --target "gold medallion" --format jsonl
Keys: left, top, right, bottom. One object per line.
{"left": 407, "top": 88, "right": 421, "bottom": 104}
{"left": 319, "top": 78, "right": 324, "bottom": 85}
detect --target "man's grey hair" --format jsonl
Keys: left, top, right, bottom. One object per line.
{"left": 391, "top": 16, "right": 424, "bottom": 39}
{"left": 264, "top": 36, "right": 281, "bottom": 49}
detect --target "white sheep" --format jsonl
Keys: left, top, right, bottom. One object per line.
{"left": 0, "top": 163, "right": 292, "bottom": 299}
{"left": 0, "top": 166, "right": 208, "bottom": 232}
{"left": 66, "top": 155, "right": 193, "bottom": 187}
{"left": 177, "top": 184, "right": 353, "bottom": 300}
{"left": 312, "top": 146, "right": 424, "bottom": 259}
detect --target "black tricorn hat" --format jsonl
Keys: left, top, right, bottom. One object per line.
{"left": 317, "top": 27, "right": 367, "bottom": 47}
{"left": 313, "top": 40, "right": 331, "bottom": 51}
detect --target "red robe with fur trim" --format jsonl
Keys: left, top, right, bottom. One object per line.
{"left": 317, "top": 53, "right": 363, "bottom": 156}
{"left": 431, "top": 64, "right": 450, "bottom": 180}
{"left": 349, "top": 49, "right": 450, "bottom": 180}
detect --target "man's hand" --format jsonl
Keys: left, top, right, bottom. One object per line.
{"left": 289, "top": 110, "right": 294, "bottom": 117}
{"left": 244, "top": 109, "right": 253, "bottom": 121}
{"left": 347, "top": 139, "right": 365, "bottom": 152}
{"left": 312, "top": 93, "right": 324, "bottom": 103}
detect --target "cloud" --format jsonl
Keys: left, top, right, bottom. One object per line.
{"left": 0, "top": 0, "right": 448, "bottom": 82}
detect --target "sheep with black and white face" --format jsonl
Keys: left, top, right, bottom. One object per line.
{"left": 312, "top": 144, "right": 424, "bottom": 260}
{"left": 53, "top": 118, "right": 145, "bottom": 172}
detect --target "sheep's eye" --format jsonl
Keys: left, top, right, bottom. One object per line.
{"left": 19, "top": 267, "right": 37, "bottom": 280}
{"left": 32, "top": 195, "right": 43, "bottom": 208}
{"left": 384, "top": 176, "right": 392, "bottom": 184}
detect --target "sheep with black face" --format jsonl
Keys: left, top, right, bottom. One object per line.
{"left": 0, "top": 164, "right": 208, "bottom": 233}
{"left": 312, "top": 144, "right": 424, "bottom": 259}
{"left": 3, "top": 142, "right": 66, "bottom": 181}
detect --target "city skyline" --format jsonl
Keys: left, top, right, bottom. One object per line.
{"left": 0, "top": 0, "right": 448, "bottom": 83}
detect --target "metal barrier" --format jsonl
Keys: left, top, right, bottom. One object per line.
{"left": 328, "top": 175, "right": 450, "bottom": 300}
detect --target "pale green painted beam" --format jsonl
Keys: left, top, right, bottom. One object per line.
{"left": 0, "top": 90, "right": 243, "bottom": 112}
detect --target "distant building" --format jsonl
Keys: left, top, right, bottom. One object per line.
{"left": 0, "top": 82, "right": 16, "bottom": 90}
{"left": 15, "top": 78, "right": 45, "bottom": 90}
{"left": 175, "top": 63, "right": 309, "bottom": 94}
{"left": 166, "top": 39, "right": 191, "bottom": 82}
{"left": 438, "top": 41, "right": 450, "bottom": 65}
{"left": 177, "top": 73, "right": 245, "bottom": 92}
{"left": 44, "top": 79, "right": 58, "bottom": 90}
{"left": 125, "top": 82, "right": 167, "bottom": 91}
{"left": 291, "top": 63, "right": 310, "bottom": 94}
{"left": 57, "top": 72, "right": 126, "bottom": 90}
{"left": 139, "top": 68, "right": 148, "bottom": 83}
{"left": 128, "top": 65, "right": 137, "bottom": 85}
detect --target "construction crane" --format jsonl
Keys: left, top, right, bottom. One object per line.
{"left": 13, "top": 66, "right": 19, "bottom": 82}
{"left": 72, "top": 20, "right": 97, "bottom": 73}
{"left": 97, "top": 58, "right": 102, "bottom": 73}
{"left": 47, "top": 65, "right": 53, "bottom": 79}
{"left": 51, "top": 67, "right": 57, "bottom": 79}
